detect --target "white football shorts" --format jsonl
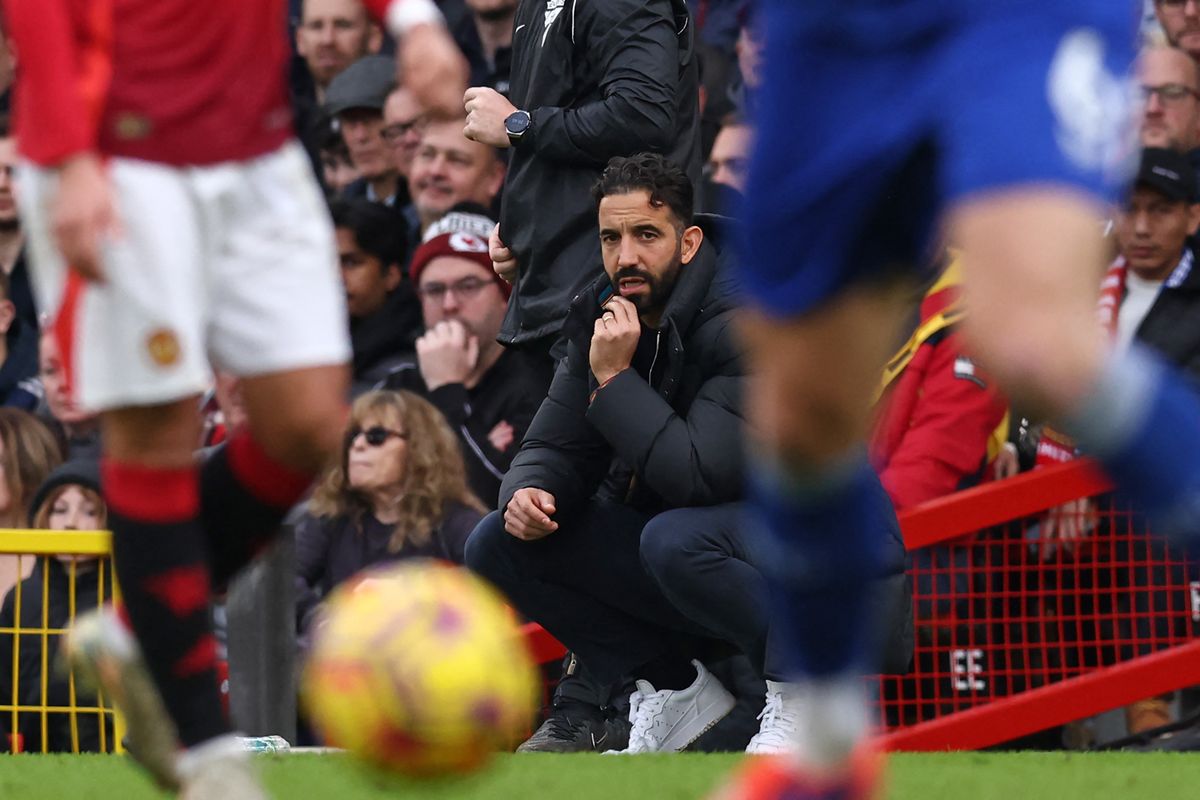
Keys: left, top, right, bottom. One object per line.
{"left": 19, "top": 141, "right": 350, "bottom": 411}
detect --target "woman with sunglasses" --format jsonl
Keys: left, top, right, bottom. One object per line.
{"left": 294, "top": 390, "right": 486, "bottom": 636}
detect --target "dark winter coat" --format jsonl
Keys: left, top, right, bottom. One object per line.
{"left": 497, "top": 0, "right": 700, "bottom": 346}
{"left": 1135, "top": 244, "right": 1200, "bottom": 383}
{"left": 293, "top": 501, "right": 483, "bottom": 633}
{"left": 349, "top": 286, "right": 422, "bottom": 396}
{"left": 499, "top": 215, "right": 744, "bottom": 517}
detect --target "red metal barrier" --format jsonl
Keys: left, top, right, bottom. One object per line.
{"left": 879, "top": 459, "right": 1200, "bottom": 750}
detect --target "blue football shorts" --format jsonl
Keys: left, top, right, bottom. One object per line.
{"left": 739, "top": 2, "right": 1138, "bottom": 316}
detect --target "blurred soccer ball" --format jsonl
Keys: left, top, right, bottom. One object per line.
{"left": 301, "top": 559, "right": 539, "bottom": 775}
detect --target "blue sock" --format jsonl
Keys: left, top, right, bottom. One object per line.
{"left": 1063, "top": 346, "right": 1200, "bottom": 548}
{"left": 747, "top": 449, "right": 903, "bottom": 678}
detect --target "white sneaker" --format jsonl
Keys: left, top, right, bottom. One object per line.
{"left": 178, "top": 735, "right": 269, "bottom": 800}
{"left": 65, "top": 609, "right": 182, "bottom": 789}
{"left": 746, "top": 680, "right": 802, "bottom": 754}
{"left": 610, "top": 659, "right": 735, "bottom": 754}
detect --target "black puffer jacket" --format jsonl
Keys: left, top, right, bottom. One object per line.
{"left": 497, "top": 0, "right": 700, "bottom": 346}
{"left": 499, "top": 215, "right": 743, "bottom": 516}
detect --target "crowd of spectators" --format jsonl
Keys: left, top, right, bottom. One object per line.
{"left": 3, "top": 0, "right": 1200, "bottom": 757}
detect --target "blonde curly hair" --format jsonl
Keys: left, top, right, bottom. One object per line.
{"left": 309, "top": 390, "right": 484, "bottom": 552}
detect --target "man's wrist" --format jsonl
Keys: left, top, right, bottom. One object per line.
{"left": 589, "top": 367, "right": 628, "bottom": 404}
{"left": 505, "top": 109, "right": 532, "bottom": 148}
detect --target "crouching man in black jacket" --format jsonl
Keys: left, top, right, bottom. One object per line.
{"left": 465, "top": 153, "right": 746, "bottom": 753}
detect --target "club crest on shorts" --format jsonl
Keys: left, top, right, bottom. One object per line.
{"left": 113, "top": 112, "right": 153, "bottom": 141}
{"left": 146, "top": 328, "right": 182, "bottom": 368}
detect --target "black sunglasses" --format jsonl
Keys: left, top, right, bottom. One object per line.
{"left": 345, "top": 425, "right": 408, "bottom": 448}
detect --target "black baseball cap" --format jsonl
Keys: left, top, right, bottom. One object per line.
{"left": 1136, "top": 147, "right": 1197, "bottom": 204}
{"left": 323, "top": 55, "right": 396, "bottom": 118}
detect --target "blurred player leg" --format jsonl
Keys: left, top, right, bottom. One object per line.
{"left": 956, "top": 189, "right": 1200, "bottom": 544}
{"left": 100, "top": 400, "right": 228, "bottom": 785}
{"left": 717, "top": 3, "right": 1143, "bottom": 799}
{"left": 198, "top": 365, "right": 346, "bottom": 593}
{"left": 728, "top": 285, "right": 911, "bottom": 800}
{"left": 200, "top": 142, "right": 350, "bottom": 590}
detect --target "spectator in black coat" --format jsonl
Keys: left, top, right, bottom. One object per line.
{"left": 0, "top": 119, "right": 36, "bottom": 328}
{"left": 0, "top": 459, "right": 113, "bottom": 753}
{"left": 294, "top": 390, "right": 485, "bottom": 636}
{"left": 465, "top": 154, "right": 745, "bottom": 754}
{"left": 463, "top": 0, "right": 701, "bottom": 361}
{"left": 380, "top": 210, "right": 551, "bottom": 506}
{"left": 0, "top": 270, "right": 40, "bottom": 411}
{"left": 330, "top": 198, "right": 423, "bottom": 394}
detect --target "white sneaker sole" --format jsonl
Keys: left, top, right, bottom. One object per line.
{"left": 65, "top": 611, "right": 182, "bottom": 790}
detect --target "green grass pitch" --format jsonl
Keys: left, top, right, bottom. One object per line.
{"left": 1, "top": 752, "right": 1199, "bottom": 799}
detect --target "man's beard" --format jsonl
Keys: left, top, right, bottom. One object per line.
{"left": 0, "top": 217, "right": 19, "bottom": 234}
{"left": 609, "top": 240, "right": 683, "bottom": 320}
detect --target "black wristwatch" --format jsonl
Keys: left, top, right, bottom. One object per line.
{"left": 505, "top": 110, "right": 532, "bottom": 146}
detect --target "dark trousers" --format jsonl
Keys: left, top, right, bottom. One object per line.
{"left": 465, "top": 501, "right": 715, "bottom": 686}
{"left": 639, "top": 504, "right": 785, "bottom": 679}
{"left": 641, "top": 503, "right": 914, "bottom": 679}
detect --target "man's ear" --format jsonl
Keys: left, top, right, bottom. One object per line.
{"left": 384, "top": 262, "right": 403, "bottom": 292}
{"left": 1188, "top": 202, "right": 1200, "bottom": 236}
{"left": 679, "top": 224, "right": 704, "bottom": 265}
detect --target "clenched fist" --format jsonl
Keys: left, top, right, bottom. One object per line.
{"left": 504, "top": 487, "right": 558, "bottom": 540}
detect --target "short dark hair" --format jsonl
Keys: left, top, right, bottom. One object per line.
{"left": 0, "top": 115, "right": 12, "bottom": 140}
{"left": 593, "top": 153, "right": 694, "bottom": 227}
{"left": 328, "top": 198, "right": 408, "bottom": 269}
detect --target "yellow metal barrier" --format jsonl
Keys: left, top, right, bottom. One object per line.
{"left": 0, "top": 529, "right": 124, "bottom": 754}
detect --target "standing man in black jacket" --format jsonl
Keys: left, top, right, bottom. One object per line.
{"left": 465, "top": 154, "right": 744, "bottom": 754}
{"left": 461, "top": 0, "right": 700, "bottom": 360}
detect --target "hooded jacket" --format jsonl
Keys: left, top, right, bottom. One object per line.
{"left": 497, "top": 0, "right": 701, "bottom": 346}
{"left": 498, "top": 215, "right": 743, "bottom": 516}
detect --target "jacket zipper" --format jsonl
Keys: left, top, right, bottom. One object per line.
{"left": 624, "top": 331, "right": 663, "bottom": 503}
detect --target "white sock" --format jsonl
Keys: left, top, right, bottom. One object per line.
{"left": 787, "top": 677, "right": 869, "bottom": 771}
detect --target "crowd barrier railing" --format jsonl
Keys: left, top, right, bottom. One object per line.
{"left": 879, "top": 460, "right": 1200, "bottom": 750}
{"left": 0, "top": 530, "right": 124, "bottom": 754}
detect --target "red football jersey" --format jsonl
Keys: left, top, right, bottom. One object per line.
{"left": 8, "top": 0, "right": 295, "bottom": 166}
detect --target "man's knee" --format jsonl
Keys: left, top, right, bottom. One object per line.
{"left": 241, "top": 366, "right": 348, "bottom": 473}
{"left": 640, "top": 509, "right": 719, "bottom": 589}
{"left": 102, "top": 399, "right": 202, "bottom": 465}
{"left": 464, "top": 511, "right": 512, "bottom": 583}
{"left": 639, "top": 511, "right": 688, "bottom": 584}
